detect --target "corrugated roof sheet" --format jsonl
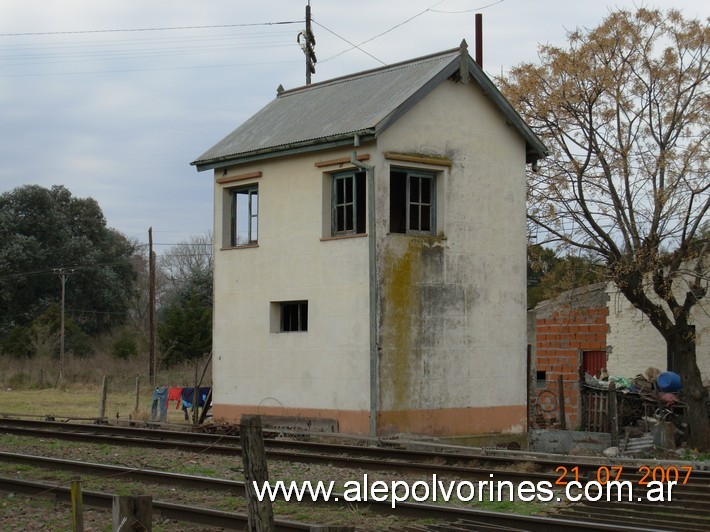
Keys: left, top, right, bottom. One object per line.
{"left": 192, "top": 44, "right": 547, "bottom": 169}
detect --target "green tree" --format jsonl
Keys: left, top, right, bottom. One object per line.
{"left": 0, "top": 185, "right": 137, "bottom": 343}
{"left": 157, "top": 268, "right": 212, "bottom": 367}
{"left": 528, "top": 245, "right": 605, "bottom": 309}
{"left": 0, "top": 302, "right": 92, "bottom": 358}
{"left": 156, "top": 233, "right": 213, "bottom": 367}
{"left": 502, "top": 9, "right": 710, "bottom": 447}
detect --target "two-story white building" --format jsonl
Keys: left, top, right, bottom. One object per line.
{"left": 192, "top": 42, "right": 547, "bottom": 436}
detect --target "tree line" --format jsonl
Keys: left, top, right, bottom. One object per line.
{"left": 0, "top": 184, "right": 211, "bottom": 369}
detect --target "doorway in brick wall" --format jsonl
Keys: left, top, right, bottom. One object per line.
{"left": 582, "top": 350, "right": 606, "bottom": 379}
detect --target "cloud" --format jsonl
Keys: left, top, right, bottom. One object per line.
{"left": 0, "top": 0, "right": 707, "bottom": 250}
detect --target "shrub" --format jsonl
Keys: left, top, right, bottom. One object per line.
{"left": 112, "top": 334, "right": 139, "bottom": 360}
{"left": 0, "top": 326, "right": 33, "bottom": 358}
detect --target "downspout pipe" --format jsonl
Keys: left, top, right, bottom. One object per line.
{"left": 351, "top": 134, "right": 378, "bottom": 437}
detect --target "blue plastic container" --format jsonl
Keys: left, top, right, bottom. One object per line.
{"left": 657, "top": 371, "right": 682, "bottom": 392}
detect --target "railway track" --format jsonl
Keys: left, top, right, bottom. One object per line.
{"left": 0, "top": 418, "right": 709, "bottom": 530}
{"left": 0, "top": 475, "right": 311, "bottom": 531}
{"left": 2, "top": 417, "right": 707, "bottom": 476}
{"left": 0, "top": 453, "right": 666, "bottom": 532}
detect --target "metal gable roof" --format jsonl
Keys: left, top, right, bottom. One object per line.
{"left": 191, "top": 44, "right": 547, "bottom": 170}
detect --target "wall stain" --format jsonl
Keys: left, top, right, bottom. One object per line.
{"left": 379, "top": 236, "right": 447, "bottom": 429}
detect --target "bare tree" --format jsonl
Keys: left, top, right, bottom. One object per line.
{"left": 502, "top": 8, "right": 710, "bottom": 447}
{"left": 156, "top": 233, "right": 214, "bottom": 368}
{"left": 159, "top": 232, "right": 214, "bottom": 294}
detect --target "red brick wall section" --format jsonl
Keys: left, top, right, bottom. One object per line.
{"left": 534, "top": 307, "right": 608, "bottom": 429}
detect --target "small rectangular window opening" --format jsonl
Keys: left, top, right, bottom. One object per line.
{"left": 536, "top": 370, "right": 546, "bottom": 381}
{"left": 281, "top": 301, "right": 308, "bottom": 332}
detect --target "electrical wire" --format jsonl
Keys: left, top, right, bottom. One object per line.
{"left": 311, "top": 21, "right": 385, "bottom": 65}
{"left": 0, "top": 21, "right": 304, "bottom": 38}
{"left": 314, "top": 0, "right": 442, "bottom": 65}
{"left": 430, "top": 0, "right": 505, "bottom": 14}
{"left": 0, "top": 19, "right": 304, "bottom": 77}
{"left": 316, "top": 0, "right": 506, "bottom": 65}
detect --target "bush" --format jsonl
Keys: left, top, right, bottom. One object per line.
{"left": 66, "top": 326, "right": 93, "bottom": 358}
{"left": 112, "top": 334, "right": 139, "bottom": 360}
{"left": 0, "top": 326, "right": 33, "bottom": 358}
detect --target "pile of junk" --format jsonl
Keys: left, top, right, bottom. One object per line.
{"left": 584, "top": 367, "right": 696, "bottom": 454}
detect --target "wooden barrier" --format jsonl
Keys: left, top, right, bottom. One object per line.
{"left": 112, "top": 495, "right": 152, "bottom": 531}
{"left": 241, "top": 414, "right": 274, "bottom": 531}
{"left": 70, "top": 477, "right": 83, "bottom": 532}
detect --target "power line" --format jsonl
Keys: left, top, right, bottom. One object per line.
{"left": 0, "top": 21, "right": 304, "bottom": 38}
{"left": 315, "top": 0, "right": 446, "bottom": 64}
{"left": 316, "top": 0, "right": 505, "bottom": 65}
{"left": 430, "top": 0, "right": 505, "bottom": 14}
{"left": 311, "top": 22, "right": 385, "bottom": 66}
{"left": 0, "top": 259, "right": 136, "bottom": 281}
{"left": 0, "top": 38, "right": 295, "bottom": 67}
{"left": 0, "top": 58, "right": 302, "bottom": 78}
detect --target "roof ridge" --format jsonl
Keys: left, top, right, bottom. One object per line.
{"left": 278, "top": 46, "right": 461, "bottom": 98}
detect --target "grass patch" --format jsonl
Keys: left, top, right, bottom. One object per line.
{"left": 176, "top": 464, "right": 217, "bottom": 477}
{"left": 479, "top": 499, "right": 545, "bottom": 515}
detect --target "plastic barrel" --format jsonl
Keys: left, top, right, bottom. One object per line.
{"left": 657, "top": 371, "right": 681, "bottom": 392}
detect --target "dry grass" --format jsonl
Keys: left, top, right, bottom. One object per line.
{"left": 0, "top": 349, "right": 211, "bottom": 424}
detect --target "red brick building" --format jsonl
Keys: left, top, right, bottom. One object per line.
{"left": 528, "top": 283, "right": 608, "bottom": 429}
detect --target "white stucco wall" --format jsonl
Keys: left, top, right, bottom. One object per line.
{"left": 606, "top": 283, "right": 710, "bottom": 383}
{"left": 212, "top": 150, "right": 372, "bottom": 414}
{"left": 374, "top": 79, "right": 528, "bottom": 414}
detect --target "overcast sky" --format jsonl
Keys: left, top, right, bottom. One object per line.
{"left": 1, "top": 0, "right": 707, "bottom": 252}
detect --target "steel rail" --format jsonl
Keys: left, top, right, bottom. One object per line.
{"left": 0, "top": 423, "right": 616, "bottom": 486}
{"left": 0, "top": 475, "right": 311, "bottom": 531}
{"left": 0, "top": 461, "right": 661, "bottom": 532}
{"left": 1, "top": 419, "right": 707, "bottom": 530}
{"left": 2, "top": 418, "right": 708, "bottom": 480}
{"left": 0, "top": 423, "right": 546, "bottom": 478}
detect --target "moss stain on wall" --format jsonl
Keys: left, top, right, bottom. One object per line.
{"left": 380, "top": 239, "right": 425, "bottom": 412}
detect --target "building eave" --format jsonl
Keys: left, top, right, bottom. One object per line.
{"left": 191, "top": 130, "right": 377, "bottom": 172}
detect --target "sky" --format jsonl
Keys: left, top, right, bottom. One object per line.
{"left": 1, "top": 0, "right": 707, "bottom": 252}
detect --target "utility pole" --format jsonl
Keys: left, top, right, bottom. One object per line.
{"left": 54, "top": 268, "right": 74, "bottom": 386}
{"left": 298, "top": 1, "right": 316, "bottom": 85}
{"left": 149, "top": 227, "right": 157, "bottom": 387}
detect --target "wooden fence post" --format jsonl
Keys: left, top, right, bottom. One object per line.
{"left": 557, "top": 374, "right": 566, "bottom": 430}
{"left": 112, "top": 495, "right": 152, "bottom": 531}
{"left": 192, "top": 363, "right": 199, "bottom": 425}
{"left": 98, "top": 375, "right": 108, "bottom": 421}
{"left": 608, "top": 380, "right": 619, "bottom": 445}
{"left": 241, "top": 414, "right": 274, "bottom": 531}
{"left": 134, "top": 376, "right": 140, "bottom": 413}
{"left": 70, "top": 477, "right": 83, "bottom": 532}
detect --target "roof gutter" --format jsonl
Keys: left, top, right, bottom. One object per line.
{"left": 192, "top": 130, "right": 377, "bottom": 172}
{"left": 350, "top": 133, "right": 378, "bottom": 438}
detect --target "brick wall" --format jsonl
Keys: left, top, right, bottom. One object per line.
{"left": 534, "top": 307, "right": 608, "bottom": 429}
